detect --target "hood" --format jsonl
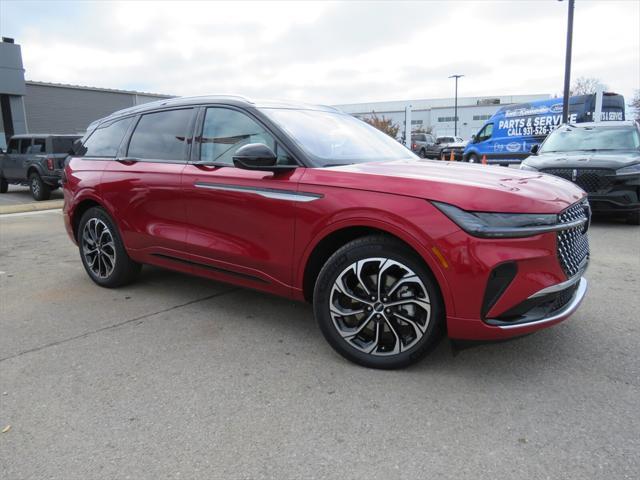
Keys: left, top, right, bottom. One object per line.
{"left": 525, "top": 150, "right": 640, "bottom": 170}
{"left": 302, "top": 159, "right": 585, "bottom": 214}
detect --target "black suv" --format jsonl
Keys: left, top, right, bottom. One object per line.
{"left": 0, "top": 134, "right": 80, "bottom": 200}
{"left": 521, "top": 121, "right": 640, "bottom": 224}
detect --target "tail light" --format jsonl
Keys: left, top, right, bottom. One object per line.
{"left": 412, "top": 143, "right": 417, "bottom": 149}
{"left": 46, "top": 156, "right": 55, "bottom": 170}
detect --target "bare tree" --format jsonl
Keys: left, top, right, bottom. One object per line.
{"left": 362, "top": 112, "right": 400, "bottom": 139}
{"left": 570, "top": 77, "right": 607, "bottom": 96}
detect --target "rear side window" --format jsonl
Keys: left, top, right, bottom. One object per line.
{"left": 19, "top": 139, "right": 31, "bottom": 154}
{"left": 31, "top": 138, "right": 46, "bottom": 153}
{"left": 128, "top": 109, "right": 193, "bottom": 161}
{"left": 52, "top": 137, "right": 78, "bottom": 154}
{"left": 82, "top": 117, "right": 134, "bottom": 157}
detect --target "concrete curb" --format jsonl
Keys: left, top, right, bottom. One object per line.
{"left": 0, "top": 200, "right": 64, "bottom": 215}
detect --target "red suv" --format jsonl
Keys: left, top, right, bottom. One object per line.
{"left": 63, "top": 96, "right": 590, "bottom": 369}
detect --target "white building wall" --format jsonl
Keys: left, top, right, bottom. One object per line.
{"left": 335, "top": 94, "right": 551, "bottom": 140}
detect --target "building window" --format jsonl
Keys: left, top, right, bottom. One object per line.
{"left": 411, "top": 120, "right": 423, "bottom": 125}
{"left": 472, "top": 114, "right": 492, "bottom": 121}
{"left": 437, "top": 116, "right": 459, "bottom": 122}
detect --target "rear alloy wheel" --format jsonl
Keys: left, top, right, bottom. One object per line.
{"left": 314, "top": 236, "right": 444, "bottom": 369}
{"left": 78, "top": 207, "right": 141, "bottom": 287}
{"left": 29, "top": 172, "right": 51, "bottom": 201}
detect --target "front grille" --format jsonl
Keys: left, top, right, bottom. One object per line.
{"left": 541, "top": 168, "right": 614, "bottom": 193}
{"left": 557, "top": 201, "right": 590, "bottom": 278}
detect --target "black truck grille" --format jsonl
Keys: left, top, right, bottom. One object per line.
{"left": 557, "top": 201, "right": 590, "bottom": 278}
{"left": 541, "top": 168, "right": 614, "bottom": 193}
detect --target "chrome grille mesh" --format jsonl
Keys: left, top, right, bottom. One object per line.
{"left": 557, "top": 201, "right": 590, "bottom": 278}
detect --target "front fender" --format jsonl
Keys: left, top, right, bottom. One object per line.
{"left": 293, "top": 195, "right": 458, "bottom": 317}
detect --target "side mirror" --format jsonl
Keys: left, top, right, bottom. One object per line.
{"left": 471, "top": 134, "right": 476, "bottom": 143}
{"left": 530, "top": 144, "right": 540, "bottom": 155}
{"left": 232, "top": 143, "right": 294, "bottom": 172}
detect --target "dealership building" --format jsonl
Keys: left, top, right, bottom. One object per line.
{"left": 3, "top": 37, "right": 551, "bottom": 147}
{"left": 334, "top": 93, "right": 551, "bottom": 140}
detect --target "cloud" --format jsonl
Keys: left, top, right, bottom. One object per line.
{"left": 1, "top": 1, "right": 638, "bottom": 106}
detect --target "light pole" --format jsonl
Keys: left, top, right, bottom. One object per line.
{"left": 449, "top": 74, "right": 464, "bottom": 136}
{"left": 559, "top": 0, "right": 575, "bottom": 124}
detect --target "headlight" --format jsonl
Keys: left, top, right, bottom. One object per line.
{"left": 519, "top": 162, "right": 538, "bottom": 171}
{"left": 432, "top": 201, "right": 586, "bottom": 238}
{"left": 616, "top": 163, "right": 640, "bottom": 176}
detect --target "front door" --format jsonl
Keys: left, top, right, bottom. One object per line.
{"left": 181, "top": 106, "right": 305, "bottom": 294}
{"left": 3, "top": 137, "right": 27, "bottom": 179}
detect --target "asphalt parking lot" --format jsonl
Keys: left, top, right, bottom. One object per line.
{"left": 0, "top": 185, "right": 64, "bottom": 207}
{"left": 1, "top": 209, "right": 639, "bottom": 479}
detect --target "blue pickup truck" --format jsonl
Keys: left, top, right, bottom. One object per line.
{"left": 463, "top": 92, "right": 626, "bottom": 164}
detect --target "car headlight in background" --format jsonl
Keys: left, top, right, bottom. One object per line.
{"left": 431, "top": 201, "right": 587, "bottom": 238}
{"left": 519, "top": 163, "right": 538, "bottom": 171}
{"left": 615, "top": 163, "right": 640, "bottom": 176}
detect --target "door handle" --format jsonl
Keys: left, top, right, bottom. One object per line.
{"left": 116, "top": 157, "right": 139, "bottom": 165}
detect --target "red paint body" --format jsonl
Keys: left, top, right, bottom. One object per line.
{"left": 64, "top": 154, "right": 587, "bottom": 342}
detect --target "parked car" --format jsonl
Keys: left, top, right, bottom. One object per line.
{"left": 436, "top": 137, "right": 467, "bottom": 161}
{"left": 424, "top": 136, "right": 465, "bottom": 159}
{"left": 63, "top": 95, "right": 590, "bottom": 369}
{"left": 411, "top": 132, "right": 436, "bottom": 158}
{"left": 521, "top": 121, "right": 640, "bottom": 224}
{"left": 0, "top": 134, "right": 80, "bottom": 200}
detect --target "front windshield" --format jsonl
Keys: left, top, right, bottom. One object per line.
{"left": 540, "top": 126, "right": 640, "bottom": 153}
{"left": 262, "top": 108, "right": 416, "bottom": 166}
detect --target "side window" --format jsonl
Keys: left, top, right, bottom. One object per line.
{"left": 52, "top": 137, "right": 77, "bottom": 154}
{"left": 200, "top": 107, "right": 294, "bottom": 166}
{"left": 82, "top": 117, "right": 134, "bottom": 157}
{"left": 478, "top": 123, "right": 494, "bottom": 142}
{"left": 7, "top": 138, "right": 19, "bottom": 153}
{"left": 19, "top": 138, "right": 32, "bottom": 154}
{"left": 31, "top": 138, "right": 46, "bottom": 153}
{"left": 128, "top": 109, "right": 193, "bottom": 161}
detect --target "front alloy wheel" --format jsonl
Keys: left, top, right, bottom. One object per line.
{"left": 314, "top": 235, "right": 444, "bottom": 369}
{"left": 329, "top": 258, "right": 431, "bottom": 356}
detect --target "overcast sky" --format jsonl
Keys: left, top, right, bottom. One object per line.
{"left": 1, "top": 0, "right": 638, "bottom": 106}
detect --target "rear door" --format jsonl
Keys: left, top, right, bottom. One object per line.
{"left": 181, "top": 105, "right": 303, "bottom": 293}
{"left": 100, "top": 108, "right": 194, "bottom": 260}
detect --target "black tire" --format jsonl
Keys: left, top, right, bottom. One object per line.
{"left": 0, "top": 177, "right": 7, "bottom": 193}
{"left": 29, "top": 172, "right": 51, "bottom": 201}
{"left": 467, "top": 153, "right": 479, "bottom": 163}
{"left": 77, "top": 207, "right": 141, "bottom": 288}
{"left": 313, "top": 235, "right": 445, "bottom": 369}
{"left": 419, "top": 149, "right": 426, "bottom": 158}
{"left": 626, "top": 211, "right": 640, "bottom": 225}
